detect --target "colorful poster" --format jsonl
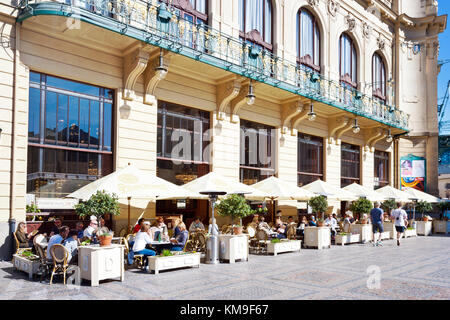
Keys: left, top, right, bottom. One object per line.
{"left": 400, "top": 155, "right": 426, "bottom": 192}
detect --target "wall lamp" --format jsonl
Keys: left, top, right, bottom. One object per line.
{"left": 155, "top": 48, "right": 168, "bottom": 79}
{"left": 246, "top": 79, "right": 255, "bottom": 105}
{"left": 307, "top": 103, "right": 316, "bottom": 121}
{"left": 352, "top": 118, "right": 360, "bottom": 134}
{"left": 386, "top": 128, "right": 393, "bottom": 143}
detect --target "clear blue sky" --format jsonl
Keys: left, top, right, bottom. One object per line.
{"left": 438, "top": 1, "right": 450, "bottom": 126}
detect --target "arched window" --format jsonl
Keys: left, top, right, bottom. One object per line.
{"left": 163, "top": 0, "right": 208, "bottom": 24}
{"left": 297, "top": 8, "right": 320, "bottom": 71}
{"left": 339, "top": 33, "right": 357, "bottom": 88}
{"left": 372, "top": 53, "right": 386, "bottom": 101}
{"left": 239, "top": 0, "right": 273, "bottom": 51}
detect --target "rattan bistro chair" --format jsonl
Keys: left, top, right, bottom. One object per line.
{"left": 286, "top": 224, "right": 297, "bottom": 240}
{"left": 13, "top": 232, "right": 32, "bottom": 255}
{"left": 49, "top": 244, "right": 69, "bottom": 285}
{"left": 34, "top": 242, "right": 52, "bottom": 282}
{"left": 123, "top": 235, "right": 145, "bottom": 270}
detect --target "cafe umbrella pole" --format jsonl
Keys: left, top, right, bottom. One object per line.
{"left": 200, "top": 191, "right": 226, "bottom": 264}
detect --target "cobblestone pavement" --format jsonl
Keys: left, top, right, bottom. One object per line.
{"left": 1, "top": 236, "right": 449, "bottom": 300}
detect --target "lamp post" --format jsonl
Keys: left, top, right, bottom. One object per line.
{"left": 200, "top": 191, "right": 226, "bottom": 264}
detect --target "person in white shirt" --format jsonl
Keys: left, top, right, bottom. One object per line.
{"left": 63, "top": 230, "right": 78, "bottom": 264}
{"left": 151, "top": 217, "right": 169, "bottom": 241}
{"left": 189, "top": 217, "right": 205, "bottom": 233}
{"left": 132, "top": 223, "right": 156, "bottom": 266}
{"left": 208, "top": 218, "right": 219, "bottom": 235}
{"left": 324, "top": 214, "right": 338, "bottom": 237}
{"left": 83, "top": 220, "right": 98, "bottom": 240}
{"left": 391, "top": 202, "right": 409, "bottom": 246}
{"left": 46, "top": 226, "right": 69, "bottom": 260}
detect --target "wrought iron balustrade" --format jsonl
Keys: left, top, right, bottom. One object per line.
{"left": 17, "top": 0, "right": 410, "bottom": 131}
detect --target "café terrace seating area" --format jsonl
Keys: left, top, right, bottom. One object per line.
{"left": 12, "top": 164, "right": 449, "bottom": 286}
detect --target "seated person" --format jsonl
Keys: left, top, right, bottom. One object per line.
{"left": 152, "top": 217, "right": 169, "bottom": 240}
{"left": 98, "top": 217, "right": 110, "bottom": 235}
{"left": 15, "top": 222, "right": 34, "bottom": 248}
{"left": 308, "top": 215, "right": 317, "bottom": 227}
{"left": 173, "top": 218, "right": 182, "bottom": 238}
{"left": 257, "top": 216, "right": 272, "bottom": 235}
{"left": 159, "top": 223, "right": 189, "bottom": 252}
{"left": 248, "top": 215, "right": 259, "bottom": 230}
{"left": 345, "top": 210, "right": 356, "bottom": 224}
{"left": 287, "top": 216, "right": 296, "bottom": 225}
{"left": 46, "top": 226, "right": 69, "bottom": 260}
{"left": 133, "top": 218, "right": 145, "bottom": 234}
{"left": 189, "top": 217, "right": 205, "bottom": 233}
{"left": 75, "top": 222, "right": 84, "bottom": 240}
{"left": 324, "top": 214, "right": 338, "bottom": 237}
{"left": 49, "top": 218, "right": 62, "bottom": 237}
{"left": 83, "top": 220, "right": 98, "bottom": 241}
{"left": 273, "top": 218, "right": 287, "bottom": 239}
{"left": 63, "top": 230, "right": 78, "bottom": 264}
{"left": 130, "top": 223, "right": 156, "bottom": 266}
{"left": 275, "top": 210, "right": 282, "bottom": 219}
{"left": 208, "top": 218, "right": 219, "bottom": 235}
{"left": 297, "top": 216, "right": 308, "bottom": 236}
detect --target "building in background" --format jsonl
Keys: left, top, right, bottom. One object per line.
{"left": 0, "top": 0, "right": 446, "bottom": 258}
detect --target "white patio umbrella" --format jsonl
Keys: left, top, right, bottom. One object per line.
{"left": 67, "top": 163, "right": 199, "bottom": 231}
{"left": 343, "top": 183, "right": 386, "bottom": 202}
{"left": 403, "top": 187, "right": 440, "bottom": 203}
{"left": 300, "top": 179, "right": 357, "bottom": 201}
{"left": 375, "top": 185, "right": 413, "bottom": 202}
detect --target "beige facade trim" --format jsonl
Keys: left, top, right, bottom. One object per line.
{"left": 216, "top": 79, "right": 241, "bottom": 120}
{"left": 123, "top": 47, "right": 150, "bottom": 101}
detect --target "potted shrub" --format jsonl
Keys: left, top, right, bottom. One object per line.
{"left": 381, "top": 199, "right": 397, "bottom": 218}
{"left": 316, "top": 218, "right": 324, "bottom": 227}
{"left": 350, "top": 198, "right": 373, "bottom": 222}
{"left": 216, "top": 194, "right": 253, "bottom": 235}
{"left": 416, "top": 201, "right": 433, "bottom": 221}
{"left": 74, "top": 190, "right": 121, "bottom": 244}
{"left": 308, "top": 196, "right": 328, "bottom": 221}
{"left": 26, "top": 203, "right": 41, "bottom": 222}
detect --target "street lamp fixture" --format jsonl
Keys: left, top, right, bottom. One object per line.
{"left": 307, "top": 103, "right": 316, "bottom": 121}
{"left": 386, "top": 128, "right": 393, "bottom": 143}
{"left": 246, "top": 80, "right": 255, "bottom": 105}
{"left": 352, "top": 118, "right": 360, "bottom": 134}
{"left": 155, "top": 48, "right": 168, "bottom": 79}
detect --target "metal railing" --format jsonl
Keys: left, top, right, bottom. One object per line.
{"left": 17, "top": 0, "right": 410, "bottom": 130}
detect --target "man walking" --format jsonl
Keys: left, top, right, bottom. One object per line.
{"left": 370, "top": 202, "right": 384, "bottom": 246}
{"left": 391, "top": 202, "right": 408, "bottom": 246}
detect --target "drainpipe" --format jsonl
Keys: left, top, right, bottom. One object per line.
{"left": 8, "top": 22, "right": 20, "bottom": 259}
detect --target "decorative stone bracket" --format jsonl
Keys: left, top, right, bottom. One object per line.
{"left": 328, "top": 116, "right": 350, "bottom": 144}
{"left": 289, "top": 102, "right": 310, "bottom": 136}
{"left": 229, "top": 80, "right": 259, "bottom": 123}
{"left": 143, "top": 50, "right": 172, "bottom": 105}
{"left": 280, "top": 99, "right": 304, "bottom": 135}
{"left": 123, "top": 47, "right": 151, "bottom": 101}
{"left": 364, "top": 127, "right": 387, "bottom": 152}
{"left": 216, "top": 80, "right": 241, "bottom": 121}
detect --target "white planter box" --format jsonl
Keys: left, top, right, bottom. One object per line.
{"left": 375, "top": 231, "right": 391, "bottom": 240}
{"left": 266, "top": 240, "right": 301, "bottom": 256}
{"left": 304, "top": 227, "right": 331, "bottom": 250}
{"left": 404, "top": 228, "right": 417, "bottom": 238}
{"left": 13, "top": 254, "right": 40, "bottom": 280}
{"left": 382, "top": 222, "right": 395, "bottom": 239}
{"left": 349, "top": 224, "right": 373, "bottom": 243}
{"left": 218, "top": 234, "right": 249, "bottom": 263}
{"left": 334, "top": 233, "right": 360, "bottom": 246}
{"left": 147, "top": 252, "right": 200, "bottom": 275}
{"left": 433, "top": 220, "right": 450, "bottom": 234}
{"left": 78, "top": 244, "right": 125, "bottom": 287}
{"left": 416, "top": 221, "right": 432, "bottom": 236}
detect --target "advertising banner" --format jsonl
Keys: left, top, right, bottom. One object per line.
{"left": 400, "top": 154, "right": 426, "bottom": 192}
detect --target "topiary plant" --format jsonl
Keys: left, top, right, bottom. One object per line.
{"left": 216, "top": 194, "right": 253, "bottom": 226}
{"left": 308, "top": 196, "right": 328, "bottom": 220}
{"left": 350, "top": 198, "right": 373, "bottom": 221}
{"left": 416, "top": 200, "right": 433, "bottom": 219}
{"left": 381, "top": 199, "right": 397, "bottom": 215}
{"left": 74, "top": 190, "right": 120, "bottom": 229}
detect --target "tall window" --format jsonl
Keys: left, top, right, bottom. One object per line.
{"left": 374, "top": 150, "right": 389, "bottom": 189}
{"left": 372, "top": 53, "right": 386, "bottom": 101}
{"left": 163, "top": 0, "right": 208, "bottom": 24}
{"left": 240, "top": 120, "right": 275, "bottom": 185}
{"left": 27, "top": 72, "right": 114, "bottom": 198}
{"left": 339, "top": 33, "right": 357, "bottom": 88}
{"left": 298, "top": 133, "right": 323, "bottom": 187}
{"left": 297, "top": 8, "right": 320, "bottom": 71}
{"left": 239, "top": 0, "right": 273, "bottom": 51}
{"left": 157, "top": 101, "right": 210, "bottom": 186}
{"left": 341, "top": 142, "right": 360, "bottom": 187}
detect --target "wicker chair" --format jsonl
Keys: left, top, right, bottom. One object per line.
{"left": 34, "top": 242, "right": 52, "bottom": 282}
{"left": 123, "top": 235, "right": 145, "bottom": 270}
{"left": 188, "top": 231, "right": 207, "bottom": 252}
{"left": 13, "top": 232, "right": 32, "bottom": 255}
{"left": 255, "top": 229, "right": 269, "bottom": 254}
{"left": 49, "top": 244, "right": 69, "bottom": 285}
{"left": 286, "top": 224, "right": 297, "bottom": 240}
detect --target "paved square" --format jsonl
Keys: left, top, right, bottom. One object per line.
{"left": 1, "top": 236, "right": 449, "bottom": 300}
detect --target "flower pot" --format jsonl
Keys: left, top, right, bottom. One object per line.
{"left": 98, "top": 235, "right": 112, "bottom": 247}
{"left": 423, "top": 217, "right": 429, "bottom": 222}
{"left": 233, "top": 226, "right": 243, "bottom": 235}
{"left": 317, "top": 221, "right": 324, "bottom": 227}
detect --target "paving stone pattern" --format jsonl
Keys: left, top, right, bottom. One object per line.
{"left": 1, "top": 236, "right": 449, "bottom": 300}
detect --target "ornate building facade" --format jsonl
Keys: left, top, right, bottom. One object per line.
{"left": 0, "top": 0, "right": 446, "bottom": 258}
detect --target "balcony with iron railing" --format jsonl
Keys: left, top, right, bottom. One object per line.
{"left": 17, "top": 0, "right": 410, "bottom": 131}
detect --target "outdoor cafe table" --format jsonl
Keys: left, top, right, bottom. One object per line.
{"left": 78, "top": 244, "right": 125, "bottom": 287}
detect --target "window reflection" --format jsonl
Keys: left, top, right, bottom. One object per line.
{"left": 341, "top": 142, "right": 360, "bottom": 187}
{"left": 298, "top": 133, "right": 323, "bottom": 187}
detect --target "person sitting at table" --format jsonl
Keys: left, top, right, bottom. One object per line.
{"left": 257, "top": 215, "right": 271, "bottom": 235}
{"left": 75, "top": 222, "right": 84, "bottom": 240}
{"left": 248, "top": 215, "right": 259, "bottom": 230}
{"left": 15, "top": 221, "right": 34, "bottom": 249}
{"left": 133, "top": 218, "right": 145, "bottom": 234}
{"left": 208, "top": 218, "right": 219, "bottom": 235}
{"left": 160, "top": 223, "right": 189, "bottom": 252}
{"left": 131, "top": 223, "right": 156, "bottom": 266}
{"left": 273, "top": 217, "right": 287, "bottom": 239}
{"left": 47, "top": 226, "right": 69, "bottom": 260}
{"left": 308, "top": 215, "right": 317, "bottom": 227}
{"left": 63, "top": 230, "right": 78, "bottom": 264}
{"left": 189, "top": 217, "right": 205, "bottom": 233}
{"left": 83, "top": 220, "right": 98, "bottom": 241}
{"left": 151, "top": 217, "right": 168, "bottom": 240}
{"left": 173, "top": 218, "right": 182, "bottom": 238}
{"left": 324, "top": 214, "right": 338, "bottom": 238}
{"left": 297, "top": 216, "right": 308, "bottom": 236}
{"left": 98, "top": 217, "right": 110, "bottom": 235}
{"left": 49, "top": 218, "right": 62, "bottom": 237}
